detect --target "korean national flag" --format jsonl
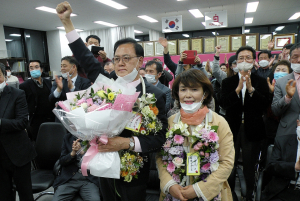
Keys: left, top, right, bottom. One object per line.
{"left": 162, "top": 15, "right": 182, "bottom": 33}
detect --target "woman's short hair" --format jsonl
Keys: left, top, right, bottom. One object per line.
{"left": 172, "top": 68, "right": 213, "bottom": 107}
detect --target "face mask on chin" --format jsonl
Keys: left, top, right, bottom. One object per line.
{"left": 180, "top": 92, "right": 206, "bottom": 114}
{"left": 61, "top": 67, "right": 74, "bottom": 79}
{"left": 0, "top": 81, "right": 6, "bottom": 92}
{"left": 291, "top": 63, "right": 300, "bottom": 73}
{"left": 7, "top": 72, "right": 11, "bottom": 77}
{"left": 116, "top": 61, "right": 139, "bottom": 83}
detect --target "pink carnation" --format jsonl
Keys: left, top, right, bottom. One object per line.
{"left": 167, "top": 162, "right": 175, "bottom": 173}
{"left": 197, "top": 142, "right": 203, "bottom": 148}
{"left": 86, "top": 98, "right": 93, "bottom": 106}
{"left": 163, "top": 140, "right": 172, "bottom": 148}
{"left": 204, "top": 142, "right": 209, "bottom": 146}
{"left": 208, "top": 131, "right": 219, "bottom": 142}
{"left": 87, "top": 104, "right": 99, "bottom": 112}
{"left": 205, "top": 153, "right": 210, "bottom": 158}
{"left": 202, "top": 163, "right": 211, "bottom": 171}
{"left": 76, "top": 98, "right": 86, "bottom": 106}
{"left": 200, "top": 151, "right": 204, "bottom": 156}
{"left": 174, "top": 135, "right": 184, "bottom": 145}
{"left": 193, "top": 145, "right": 200, "bottom": 151}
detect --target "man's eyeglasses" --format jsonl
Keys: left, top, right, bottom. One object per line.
{"left": 112, "top": 56, "right": 139, "bottom": 64}
{"left": 237, "top": 57, "right": 253, "bottom": 62}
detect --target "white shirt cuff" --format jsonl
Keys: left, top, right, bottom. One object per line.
{"left": 133, "top": 137, "right": 142, "bottom": 152}
{"left": 66, "top": 29, "right": 80, "bottom": 44}
{"left": 70, "top": 85, "right": 75, "bottom": 92}
{"left": 192, "top": 183, "right": 208, "bottom": 201}
{"left": 53, "top": 89, "right": 62, "bottom": 98}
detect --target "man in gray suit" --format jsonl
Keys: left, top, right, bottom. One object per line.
{"left": 272, "top": 43, "right": 300, "bottom": 136}
{"left": 145, "top": 61, "right": 171, "bottom": 113}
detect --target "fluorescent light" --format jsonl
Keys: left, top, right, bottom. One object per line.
{"left": 137, "top": 15, "right": 158, "bottom": 23}
{"left": 135, "top": 38, "right": 141, "bottom": 41}
{"left": 212, "top": 32, "right": 216, "bottom": 35}
{"left": 134, "top": 30, "right": 143, "bottom": 34}
{"left": 57, "top": 26, "right": 84, "bottom": 32}
{"left": 182, "top": 34, "right": 189, "bottom": 37}
{"left": 26, "top": 35, "right": 30, "bottom": 38}
{"left": 244, "top": 29, "right": 250, "bottom": 33}
{"left": 245, "top": 17, "right": 253, "bottom": 24}
{"left": 288, "top": 12, "right": 300, "bottom": 20}
{"left": 205, "top": 16, "right": 212, "bottom": 20}
{"left": 9, "top": 34, "right": 21, "bottom": 37}
{"left": 188, "top": 9, "right": 204, "bottom": 18}
{"left": 5, "top": 39, "right": 13, "bottom": 42}
{"left": 95, "top": 0, "right": 127, "bottom": 10}
{"left": 246, "top": 2, "right": 259, "bottom": 13}
{"left": 163, "top": 29, "right": 172, "bottom": 33}
{"left": 202, "top": 22, "right": 206, "bottom": 26}
{"left": 275, "top": 26, "right": 285, "bottom": 31}
{"left": 273, "top": 32, "right": 277, "bottom": 35}
{"left": 36, "top": 6, "right": 77, "bottom": 16}
{"left": 94, "top": 21, "right": 118, "bottom": 27}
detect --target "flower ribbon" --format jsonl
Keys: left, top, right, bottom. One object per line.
{"left": 81, "top": 135, "right": 108, "bottom": 176}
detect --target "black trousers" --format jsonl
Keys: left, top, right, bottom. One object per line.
{"left": 270, "top": 186, "right": 300, "bottom": 201}
{"left": 0, "top": 157, "right": 33, "bottom": 201}
{"left": 228, "top": 123, "right": 262, "bottom": 199}
{"left": 99, "top": 177, "right": 147, "bottom": 201}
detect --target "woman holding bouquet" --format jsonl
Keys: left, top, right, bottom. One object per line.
{"left": 156, "top": 69, "right": 234, "bottom": 201}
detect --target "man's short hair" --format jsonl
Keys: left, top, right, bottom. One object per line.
{"left": 283, "top": 43, "right": 294, "bottom": 50}
{"left": 104, "top": 61, "right": 113, "bottom": 66}
{"left": 5, "top": 66, "right": 11, "bottom": 71}
{"left": 220, "top": 63, "right": 227, "bottom": 67}
{"left": 114, "top": 38, "right": 144, "bottom": 57}
{"left": 258, "top": 50, "right": 272, "bottom": 59}
{"left": 29, "top": 60, "right": 43, "bottom": 69}
{"left": 236, "top": 46, "right": 256, "bottom": 60}
{"left": 290, "top": 43, "right": 300, "bottom": 56}
{"left": 139, "top": 67, "right": 145, "bottom": 71}
{"left": 61, "top": 56, "right": 80, "bottom": 68}
{"left": 0, "top": 63, "right": 6, "bottom": 76}
{"left": 152, "top": 58, "right": 161, "bottom": 62}
{"left": 145, "top": 61, "right": 163, "bottom": 73}
{"left": 86, "top": 35, "right": 101, "bottom": 44}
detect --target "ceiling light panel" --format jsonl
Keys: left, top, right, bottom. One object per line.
{"left": 5, "top": 39, "right": 13, "bottom": 42}
{"left": 182, "top": 34, "right": 189, "bottom": 37}
{"left": 244, "top": 29, "right": 250, "bottom": 33}
{"left": 189, "top": 9, "right": 204, "bottom": 18}
{"left": 246, "top": 2, "right": 259, "bottom": 13}
{"left": 275, "top": 26, "right": 285, "bottom": 31}
{"left": 137, "top": 15, "right": 158, "bottom": 23}
{"left": 288, "top": 12, "right": 300, "bottom": 20}
{"left": 36, "top": 6, "right": 77, "bottom": 16}
{"left": 134, "top": 30, "right": 143, "bottom": 33}
{"left": 245, "top": 17, "right": 253, "bottom": 24}
{"left": 94, "top": 21, "right": 118, "bottom": 27}
{"left": 95, "top": 0, "right": 127, "bottom": 10}
{"left": 9, "top": 34, "right": 21, "bottom": 37}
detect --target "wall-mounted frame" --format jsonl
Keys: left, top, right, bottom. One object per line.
{"left": 230, "top": 34, "right": 245, "bottom": 52}
{"left": 260, "top": 34, "right": 272, "bottom": 50}
{"left": 204, "top": 37, "right": 216, "bottom": 53}
{"left": 273, "top": 33, "right": 295, "bottom": 50}
{"left": 144, "top": 41, "right": 154, "bottom": 57}
{"left": 216, "top": 35, "right": 230, "bottom": 53}
{"left": 178, "top": 39, "right": 190, "bottom": 54}
{"left": 191, "top": 38, "right": 203, "bottom": 54}
{"left": 167, "top": 40, "right": 178, "bottom": 55}
{"left": 245, "top": 33, "right": 259, "bottom": 51}
{"left": 154, "top": 41, "right": 164, "bottom": 56}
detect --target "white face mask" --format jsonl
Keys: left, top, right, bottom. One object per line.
{"left": 145, "top": 74, "right": 157, "bottom": 84}
{"left": 7, "top": 72, "right": 11, "bottom": 77}
{"left": 180, "top": 93, "right": 206, "bottom": 114}
{"left": 116, "top": 61, "right": 139, "bottom": 83}
{"left": 232, "top": 67, "right": 239, "bottom": 73}
{"left": 237, "top": 61, "right": 253, "bottom": 72}
{"left": 61, "top": 67, "right": 74, "bottom": 79}
{"left": 0, "top": 81, "right": 6, "bottom": 92}
{"left": 259, "top": 60, "right": 269, "bottom": 68}
{"left": 291, "top": 63, "right": 300, "bottom": 73}
{"left": 87, "top": 44, "right": 95, "bottom": 51}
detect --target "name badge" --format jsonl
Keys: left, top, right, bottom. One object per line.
{"left": 186, "top": 153, "right": 200, "bottom": 176}
{"left": 125, "top": 113, "right": 142, "bottom": 132}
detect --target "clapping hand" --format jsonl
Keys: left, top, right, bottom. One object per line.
{"left": 236, "top": 74, "right": 244, "bottom": 95}
{"left": 267, "top": 77, "right": 275, "bottom": 93}
{"left": 245, "top": 74, "right": 253, "bottom": 93}
{"left": 71, "top": 139, "right": 81, "bottom": 157}
{"left": 267, "top": 39, "right": 275, "bottom": 50}
{"left": 169, "top": 185, "right": 187, "bottom": 201}
{"left": 269, "top": 55, "right": 276, "bottom": 68}
{"left": 285, "top": 79, "right": 296, "bottom": 98}
{"left": 55, "top": 75, "right": 63, "bottom": 92}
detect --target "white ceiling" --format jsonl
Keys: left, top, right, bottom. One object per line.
{"left": 1, "top": 0, "right": 300, "bottom": 36}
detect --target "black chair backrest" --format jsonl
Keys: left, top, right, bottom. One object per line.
{"left": 35, "top": 122, "right": 67, "bottom": 170}
{"left": 266, "top": 144, "right": 274, "bottom": 166}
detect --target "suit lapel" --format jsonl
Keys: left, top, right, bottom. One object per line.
{"left": 75, "top": 76, "right": 81, "bottom": 89}
{"left": 62, "top": 78, "right": 69, "bottom": 94}
{"left": 0, "top": 86, "right": 11, "bottom": 118}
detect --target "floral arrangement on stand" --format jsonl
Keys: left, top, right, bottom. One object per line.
{"left": 160, "top": 120, "right": 221, "bottom": 201}
{"left": 120, "top": 93, "right": 163, "bottom": 182}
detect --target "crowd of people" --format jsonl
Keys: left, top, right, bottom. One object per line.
{"left": 1, "top": 1, "right": 300, "bottom": 201}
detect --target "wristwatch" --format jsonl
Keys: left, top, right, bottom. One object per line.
{"left": 128, "top": 137, "right": 135, "bottom": 151}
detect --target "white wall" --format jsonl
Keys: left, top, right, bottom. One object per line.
{"left": 59, "top": 30, "right": 73, "bottom": 57}
{"left": 0, "top": 24, "right": 8, "bottom": 58}
{"left": 46, "top": 30, "right": 61, "bottom": 73}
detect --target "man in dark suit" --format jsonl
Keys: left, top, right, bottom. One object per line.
{"left": 56, "top": 2, "right": 167, "bottom": 201}
{"left": 261, "top": 132, "right": 300, "bottom": 201}
{"left": 52, "top": 133, "right": 100, "bottom": 201}
{"left": 49, "top": 56, "right": 91, "bottom": 105}
{"left": 145, "top": 60, "right": 171, "bottom": 113}
{"left": 220, "top": 46, "right": 269, "bottom": 200}
{"left": 19, "top": 60, "right": 55, "bottom": 141}
{"left": 0, "top": 63, "right": 37, "bottom": 201}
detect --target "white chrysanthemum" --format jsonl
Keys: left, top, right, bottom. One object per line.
{"left": 210, "top": 162, "right": 219, "bottom": 172}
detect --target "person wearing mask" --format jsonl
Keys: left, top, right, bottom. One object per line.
{"left": 104, "top": 61, "right": 114, "bottom": 74}
{"left": 85, "top": 35, "right": 111, "bottom": 66}
{"left": 0, "top": 63, "right": 36, "bottom": 201}
{"left": 5, "top": 66, "right": 19, "bottom": 88}
{"left": 251, "top": 50, "right": 276, "bottom": 79}
{"left": 220, "top": 46, "right": 269, "bottom": 200}
{"left": 272, "top": 43, "right": 300, "bottom": 137}
{"left": 56, "top": 2, "right": 168, "bottom": 200}
{"left": 152, "top": 58, "right": 174, "bottom": 87}
{"left": 145, "top": 60, "right": 171, "bottom": 113}
{"left": 19, "top": 60, "right": 55, "bottom": 141}
{"left": 139, "top": 68, "right": 146, "bottom": 77}
{"left": 49, "top": 56, "right": 91, "bottom": 105}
